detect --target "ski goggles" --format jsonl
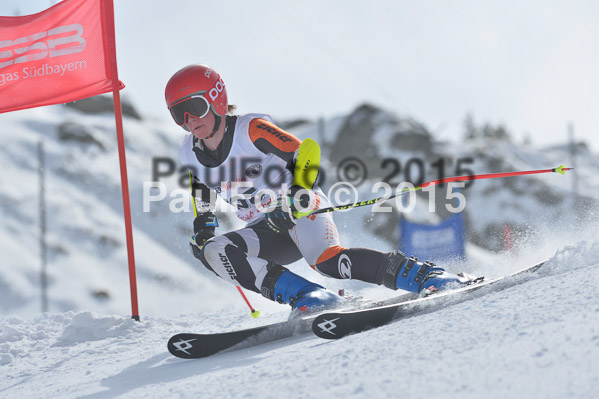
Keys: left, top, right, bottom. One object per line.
{"left": 169, "top": 94, "right": 211, "bottom": 126}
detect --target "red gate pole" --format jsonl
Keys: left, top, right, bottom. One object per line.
{"left": 112, "top": 89, "right": 140, "bottom": 321}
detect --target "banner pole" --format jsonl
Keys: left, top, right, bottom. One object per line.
{"left": 38, "top": 141, "right": 48, "bottom": 313}
{"left": 102, "top": 0, "right": 140, "bottom": 321}
{"left": 112, "top": 89, "right": 140, "bottom": 321}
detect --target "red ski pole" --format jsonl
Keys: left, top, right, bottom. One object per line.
{"left": 308, "top": 164, "right": 573, "bottom": 216}
{"left": 236, "top": 286, "right": 260, "bottom": 318}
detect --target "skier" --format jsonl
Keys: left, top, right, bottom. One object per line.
{"left": 165, "top": 64, "right": 476, "bottom": 313}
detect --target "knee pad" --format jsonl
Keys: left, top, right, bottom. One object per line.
{"left": 314, "top": 247, "right": 387, "bottom": 284}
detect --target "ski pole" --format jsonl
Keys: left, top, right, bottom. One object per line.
{"left": 235, "top": 286, "right": 260, "bottom": 318}
{"left": 189, "top": 172, "right": 260, "bottom": 318}
{"left": 307, "top": 164, "right": 573, "bottom": 216}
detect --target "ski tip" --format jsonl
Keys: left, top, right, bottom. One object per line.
{"left": 250, "top": 310, "right": 260, "bottom": 318}
{"left": 553, "top": 165, "right": 573, "bottom": 175}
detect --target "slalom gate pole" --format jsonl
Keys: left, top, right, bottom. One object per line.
{"left": 307, "top": 165, "right": 573, "bottom": 216}
{"left": 112, "top": 89, "right": 140, "bottom": 322}
{"left": 103, "top": 0, "right": 139, "bottom": 322}
{"left": 188, "top": 173, "right": 260, "bottom": 318}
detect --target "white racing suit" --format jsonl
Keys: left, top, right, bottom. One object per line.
{"left": 180, "top": 113, "right": 469, "bottom": 301}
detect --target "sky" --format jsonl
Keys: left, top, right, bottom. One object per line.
{"left": 2, "top": 0, "right": 599, "bottom": 150}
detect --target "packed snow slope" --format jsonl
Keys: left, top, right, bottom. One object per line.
{"left": 2, "top": 236, "right": 598, "bottom": 399}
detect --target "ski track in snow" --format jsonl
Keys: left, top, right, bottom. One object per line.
{"left": 2, "top": 239, "right": 599, "bottom": 399}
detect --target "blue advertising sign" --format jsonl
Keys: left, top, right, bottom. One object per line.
{"left": 398, "top": 212, "right": 466, "bottom": 262}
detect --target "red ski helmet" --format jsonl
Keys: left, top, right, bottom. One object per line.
{"left": 165, "top": 64, "right": 228, "bottom": 128}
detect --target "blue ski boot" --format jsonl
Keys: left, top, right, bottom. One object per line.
{"left": 260, "top": 263, "right": 344, "bottom": 314}
{"left": 381, "top": 251, "right": 478, "bottom": 296}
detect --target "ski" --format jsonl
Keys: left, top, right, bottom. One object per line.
{"left": 167, "top": 260, "right": 545, "bottom": 357}
{"left": 167, "top": 292, "right": 419, "bottom": 359}
{"left": 312, "top": 260, "right": 547, "bottom": 339}
{"left": 167, "top": 317, "right": 314, "bottom": 359}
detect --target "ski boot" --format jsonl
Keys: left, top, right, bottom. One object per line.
{"left": 260, "top": 263, "right": 344, "bottom": 316}
{"left": 381, "top": 251, "right": 480, "bottom": 297}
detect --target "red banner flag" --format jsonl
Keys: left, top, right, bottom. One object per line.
{"left": 1, "top": 0, "right": 139, "bottom": 320}
{"left": 0, "top": 0, "right": 124, "bottom": 113}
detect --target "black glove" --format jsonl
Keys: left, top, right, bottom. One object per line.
{"left": 189, "top": 212, "right": 218, "bottom": 259}
{"left": 265, "top": 196, "right": 296, "bottom": 233}
{"left": 288, "top": 184, "right": 311, "bottom": 213}
{"left": 265, "top": 186, "right": 311, "bottom": 233}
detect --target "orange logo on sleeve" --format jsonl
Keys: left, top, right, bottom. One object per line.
{"left": 249, "top": 119, "right": 301, "bottom": 153}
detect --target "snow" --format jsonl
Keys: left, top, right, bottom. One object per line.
{"left": 1, "top": 102, "right": 599, "bottom": 397}
{"left": 1, "top": 238, "right": 598, "bottom": 398}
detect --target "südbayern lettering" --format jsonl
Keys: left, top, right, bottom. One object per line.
{"left": 22, "top": 60, "right": 87, "bottom": 79}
